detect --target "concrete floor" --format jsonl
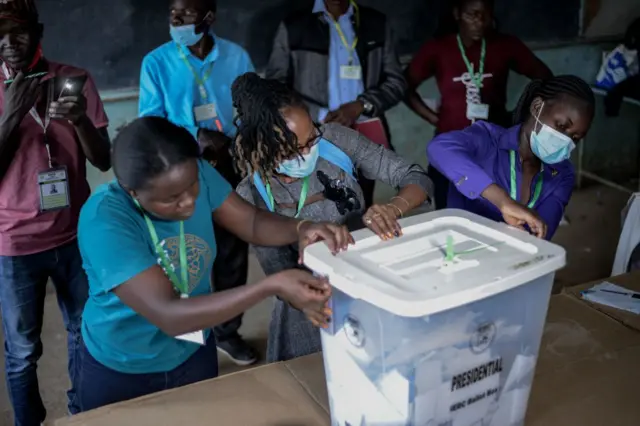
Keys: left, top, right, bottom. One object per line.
{"left": 0, "top": 182, "right": 629, "bottom": 425}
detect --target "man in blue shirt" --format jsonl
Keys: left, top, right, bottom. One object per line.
{"left": 138, "top": 0, "right": 257, "bottom": 365}
{"left": 266, "top": 0, "right": 406, "bottom": 208}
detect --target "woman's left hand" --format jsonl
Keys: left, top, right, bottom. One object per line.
{"left": 297, "top": 221, "right": 354, "bottom": 263}
{"left": 304, "top": 301, "right": 333, "bottom": 329}
{"left": 363, "top": 204, "right": 403, "bottom": 240}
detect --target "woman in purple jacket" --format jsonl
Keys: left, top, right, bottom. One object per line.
{"left": 427, "top": 75, "right": 595, "bottom": 240}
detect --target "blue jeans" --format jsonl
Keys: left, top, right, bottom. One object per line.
{"left": 0, "top": 241, "right": 88, "bottom": 426}
{"left": 77, "top": 333, "right": 218, "bottom": 412}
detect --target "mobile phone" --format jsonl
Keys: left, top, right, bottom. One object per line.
{"left": 55, "top": 75, "right": 87, "bottom": 98}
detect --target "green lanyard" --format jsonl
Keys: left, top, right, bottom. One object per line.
{"left": 140, "top": 209, "right": 189, "bottom": 295}
{"left": 509, "top": 150, "right": 544, "bottom": 209}
{"left": 331, "top": 0, "right": 360, "bottom": 64}
{"left": 265, "top": 177, "right": 310, "bottom": 219}
{"left": 456, "top": 34, "right": 486, "bottom": 88}
{"left": 177, "top": 45, "right": 214, "bottom": 101}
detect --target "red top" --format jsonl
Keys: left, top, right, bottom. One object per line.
{"left": 0, "top": 61, "right": 109, "bottom": 256}
{"left": 407, "top": 33, "right": 552, "bottom": 133}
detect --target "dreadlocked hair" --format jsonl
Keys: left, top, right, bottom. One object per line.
{"left": 513, "top": 75, "right": 595, "bottom": 125}
{"left": 231, "top": 72, "right": 307, "bottom": 178}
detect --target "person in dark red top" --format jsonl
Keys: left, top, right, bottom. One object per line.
{"left": 0, "top": 1, "right": 110, "bottom": 424}
{"left": 405, "top": 0, "right": 552, "bottom": 209}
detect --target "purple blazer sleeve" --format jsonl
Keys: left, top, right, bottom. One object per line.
{"left": 426, "top": 123, "right": 496, "bottom": 200}
{"left": 536, "top": 170, "right": 575, "bottom": 240}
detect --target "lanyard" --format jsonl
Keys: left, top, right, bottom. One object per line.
{"left": 140, "top": 208, "right": 189, "bottom": 294}
{"left": 265, "top": 176, "right": 309, "bottom": 219}
{"left": 509, "top": 150, "right": 544, "bottom": 209}
{"left": 34, "top": 82, "right": 54, "bottom": 168}
{"left": 2, "top": 63, "right": 54, "bottom": 167}
{"left": 456, "top": 34, "right": 486, "bottom": 89}
{"left": 177, "top": 45, "right": 214, "bottom": 102}
{"left": 331, "top": 0, "right": 360, "bottom": 64}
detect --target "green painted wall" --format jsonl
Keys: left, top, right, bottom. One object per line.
{"left": 88, "top": 41, "right": 640, "bottom": 199}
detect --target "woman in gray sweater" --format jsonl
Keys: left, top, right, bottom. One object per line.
{"left": 232, "top": 73, "right": 433, "bottom": 362}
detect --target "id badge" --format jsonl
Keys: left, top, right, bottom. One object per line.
{"left": 175, "top": 294, "right": 205, "bottom": 345}
{"left": 466, "top": 103, "right": 490, "bottom": 120}
{"left": 37, "top": 167, "right": 70, "bottom": 212}
{"left": 340, "top": 65, "right": 362, "bottom": 80}
{"left": 194, "top": 104, "right": 217, "bottom": 122}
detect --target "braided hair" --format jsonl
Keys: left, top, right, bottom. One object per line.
{"left": 513, "top": 75, "right": 595, "bottom": 125}
{"left": 113, "top": 117, "right": 200, "bottom": 191}
{"left": 231, "top": 72, "right": 308, "bottom": 178}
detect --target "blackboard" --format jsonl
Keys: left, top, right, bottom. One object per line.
{"left": 38, "top": 0, "right": 581, "bottom": 90}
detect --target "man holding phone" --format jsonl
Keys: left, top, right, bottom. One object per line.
{"left": 138, "top": 0, "right": 258, "bottom": 366}
{"left": 0, "top": 1, "right": 111, "bottom": 424}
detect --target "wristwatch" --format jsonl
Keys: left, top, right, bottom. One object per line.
{"left": 358, "top": 97, "right": 374, "bottom": 116}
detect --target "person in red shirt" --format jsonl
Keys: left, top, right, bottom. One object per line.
{"left": 0, "top": 1, "right": 110, "bottom": 424}
{"left": 405, "top": 0, "right": 552, "bottom": 209}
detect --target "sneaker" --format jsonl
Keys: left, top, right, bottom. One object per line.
{"left": 217, "top": 336, "right": 258, "bottom": 366}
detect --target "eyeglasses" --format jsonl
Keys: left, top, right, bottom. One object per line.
{"left": 298, "top": 123, "right": 323, "bottom": 155}
{"left": 281, "top": 124, "right": 323, "bottom": 161}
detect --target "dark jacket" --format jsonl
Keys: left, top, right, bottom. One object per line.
{"left": 266, "top": 5, "right": 406, "bottom": 121}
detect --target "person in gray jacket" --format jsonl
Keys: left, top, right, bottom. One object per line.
{"left": 266, "top": 0, "right": 407, "bottom": 208}
{"left": 230, "top": 73, "right": 431, "bottom": 362}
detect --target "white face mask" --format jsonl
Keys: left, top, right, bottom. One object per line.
{"left": 276, "top": 143, "right": 320, "bottom": 178}
{"left": 169, "top": 12, "right": 212, "bottom": 47}
{"left": 529, "top": 102, "right": 576, "bottom": 164}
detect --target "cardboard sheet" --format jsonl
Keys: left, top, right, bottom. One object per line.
{"left": 57, "top": 362, "right": 330, "bottom": 426}
{"left": 526, "top": 294, "right": 640, "bottom": 425}
{"left": 57, "top": 294, "right": 640, "bottom": 426}
{"left": 564, "top": 271, "right": 640, "bottom": 332}
{"left": 283, "top": 355, "right": 330, "bottom": 415}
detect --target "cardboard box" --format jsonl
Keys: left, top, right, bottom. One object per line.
{"left": 57, "top": 295, "right": 640, "bottom": 426}
{"left": 526, "top": 294, "right": 640, "bottom": 426}
{"left": 563, "top": 271, "right": 640, "bottom": 332}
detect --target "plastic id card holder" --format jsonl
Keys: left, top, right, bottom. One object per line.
{"left": 175, "top": 294, "right": 206, "bottom": 345}
{"left": 466, "top": 102, "right": 489, "bottom": 120}
{"left": 194, "top": 104, "right": 217, "bottom": 122}
{"left": 37, "top": 167, "right": 70, "bottom": 212}
{"left": 340, "top": 65, "right": 362, "bottom": 80}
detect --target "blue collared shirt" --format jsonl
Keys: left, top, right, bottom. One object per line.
{"left": 313, "top": 0, "right": 365, "bottom": 122}
{"left": 139, "top": 34, "right": 254, "bottom": 139}
{"left": 427, "top": 122, "right": 575, "bottom": 240}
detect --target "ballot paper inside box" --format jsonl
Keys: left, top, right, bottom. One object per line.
{"left": 303, "top": 210, "right": 566, "bottom": 426}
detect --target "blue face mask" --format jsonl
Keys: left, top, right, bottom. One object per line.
{"left": 169, "top": 12, "right": 211, "bottom": 47}
{"left": 276, "top": 143, "right": 320, "bottom": 178}
{"left": 529, "top": 102, "right": 576, "bottom": 165}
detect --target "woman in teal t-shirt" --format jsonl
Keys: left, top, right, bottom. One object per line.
{"left": 76, "top": 117, "right": 351, "bottom": 411}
